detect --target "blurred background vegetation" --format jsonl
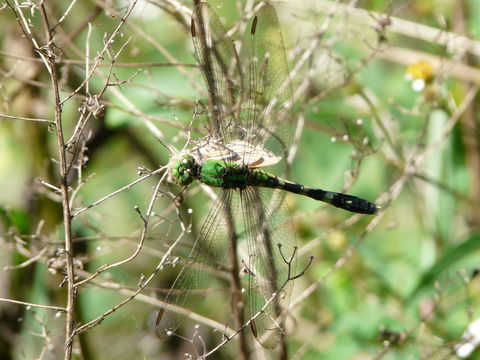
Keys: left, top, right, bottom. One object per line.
{"left": 1, "top": 0, "right": 480, "bottom": 359}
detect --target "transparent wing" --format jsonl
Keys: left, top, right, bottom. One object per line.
{"left": 240, "top": 187, "right": 296, "bottom": 349}
{"left": 191, "top": 3, "right": 294, "bottom": 167}
{"left": 193, "top": 139, "right": 281, "bottom": 168}
{"left": 156, "top": 186, "right": 296, "bottom": 349}
{"left": 156, "top": 190, "right": 235, "bottom": 340}
{"left": 191, "top": 2, "right": 243, "bottom": 144}
{"left": 241, "top": 4, "right": 294, "bottom": 164}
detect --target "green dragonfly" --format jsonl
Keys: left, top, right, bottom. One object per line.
{"left": 156, "top": 1, "right": 376, "bottom": 350}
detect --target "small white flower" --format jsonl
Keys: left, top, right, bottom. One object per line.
{"left": 455, "top": 318, "right": 480, "bottom": 358}
{"left": 412, "top": 79, "right": 426, "bottom": 92}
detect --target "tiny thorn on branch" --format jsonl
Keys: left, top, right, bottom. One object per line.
{"left": 134, "top": 205, "right": 146, "bottom": 223}
{"left": 291, "top": 256, "right": 314, "bottom": 281}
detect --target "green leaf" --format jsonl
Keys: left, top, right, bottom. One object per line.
{"left": 407, "top": 233, "right": 480, "bottom": 302}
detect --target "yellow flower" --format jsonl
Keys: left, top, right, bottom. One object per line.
{"left": 405, "top": 60, "right": 435, "bottom": 91}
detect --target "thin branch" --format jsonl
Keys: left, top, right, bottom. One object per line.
{"left": 59, "top": 0, "right": 139, "bottom": 106}
{"left": 4, "top": 247, "right": 48, "bottom": 271}
{"left": 0, "top": 114, "right": 55, "bottom": 124}
{"left": 72, "top": 166, "right": 167, "bottom": 218}
{"left": 0, "top": 297, "right": 66, "bottom": 313}
{"left": 73, "top": 170, "right": 169, "bottom": 288}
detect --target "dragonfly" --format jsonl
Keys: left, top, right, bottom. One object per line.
{"left": 156, "top": 1, "right": 377, "bottom": 350}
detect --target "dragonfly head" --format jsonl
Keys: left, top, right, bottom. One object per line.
{"left": 169, "top": 154, "right": 198, "bottom": 186}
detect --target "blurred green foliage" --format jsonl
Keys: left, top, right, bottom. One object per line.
{"left": 1, "top": 0, "right": 480, "bottom": 359}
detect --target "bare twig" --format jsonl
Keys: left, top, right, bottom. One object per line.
{"left": 0, "top": 297, "right": 66, "bottom": 313}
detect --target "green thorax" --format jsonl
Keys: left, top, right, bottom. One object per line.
{"left": 198, "top": 160, "right": 246, "bottom": 188}
{"left": 200, "top": 159, "right": 277, "bottom": 189}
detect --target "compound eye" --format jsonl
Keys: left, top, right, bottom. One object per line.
{"left": 180, "top": 172, "right": 191, "bottom": 185}
{"left": 181, "top": 158, "right": 192, "bottom": 169}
